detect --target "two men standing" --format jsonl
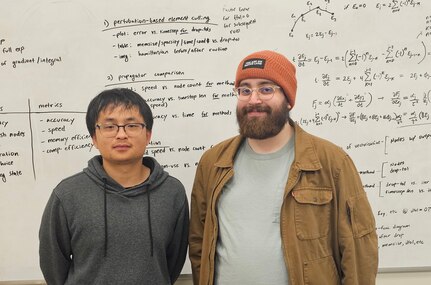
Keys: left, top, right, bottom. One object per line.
{"left": 39, "top": 51, "right": 377, "bottom": 285}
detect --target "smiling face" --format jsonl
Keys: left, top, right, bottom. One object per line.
{"left": 92, "top": 104, "right": 151, "bottom": 168}
{"left": 236, "top": 78, "right": 291, "bottom": 139}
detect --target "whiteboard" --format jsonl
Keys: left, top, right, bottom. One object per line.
{"left": 1, "top": 0, "right": 431, "bottom": 281}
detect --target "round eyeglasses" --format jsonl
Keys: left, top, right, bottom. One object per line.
{"left": 96, "top": 123, "right": 146, "bottom": 138}
{"left": 233, "top": 85, "right": 281, "bottom": 101}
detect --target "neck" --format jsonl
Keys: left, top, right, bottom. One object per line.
{"left": 247, "top": 123, "right": 294, "bottom": 154}
{"left": 102, "top": 159, "right": 150, "bottom": 188}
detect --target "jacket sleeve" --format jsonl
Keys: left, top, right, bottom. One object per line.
{"left": 167, "top": 198, "right": 190, "bottom": 283}
{"left": 39, "top": 191, "right": 72, "bottom": 285}
{"left": 189, "top": 159, "right": 207, "bottom": 285}
{"left": 336, "top": 155, "right": 378, "bottom": 285}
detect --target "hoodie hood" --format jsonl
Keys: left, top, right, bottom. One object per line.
{"left": 82, "top": 155, "right": 169, "bottom": 257}
{"left": 83, "top": 155, "right": 169, "bottom": 197}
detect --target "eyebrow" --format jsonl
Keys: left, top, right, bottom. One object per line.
{"left": 99, "top": 117, "right": 142, "bottom": 123}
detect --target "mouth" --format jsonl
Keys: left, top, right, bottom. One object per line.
{"left": 246, "top": 110, "right": 267, "bottom": 117}
{"left": 113, "top": 144, "right": 131, "bottom": 150}
{"left": 244, "top": 106, "right": 270, "bottom": 117}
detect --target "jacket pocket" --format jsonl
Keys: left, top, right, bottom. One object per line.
{"left": 304, "top": 255, "right": 340, "bottom": 285}
{"left": 293, "top": 188, "right": 333, "bottom": 240}
{"left": 347, "top": 193, "right": 375, "bottom": 238}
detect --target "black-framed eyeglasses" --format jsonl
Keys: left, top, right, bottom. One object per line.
{"left": 96, "top": 123, "right": 146, "bottom": 138}
{"left": 233, "top": 85, "right": 281, "bottom": 101}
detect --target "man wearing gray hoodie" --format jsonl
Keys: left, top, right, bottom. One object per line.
{"left": 39, "top": 88, "right": 189, "bottom": 285}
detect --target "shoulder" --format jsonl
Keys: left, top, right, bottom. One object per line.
{"left": 52, "top": 171, "right": 92, "bottom": 199}
{"left": 153, "top": 175, "right": 188, "bottom": 214}
{"left": 147, "top": 157, "right": 186, "bottom": 196}
{"left": 199, "top": 135, "right": 243, "bottom": 164}
{"left": 150, "top": 160, "right": 187, "bottom": 204}
{"left": 295, "top": 124, "right": 350, "bottom": 168}
{"left": 305, "top": 130, "right": 346, "bottom": 155}
{"left": 164, "top": 175, "right": 186, "bottom": 194}
{"left": 297, "top": 124, "right": 345, "bottom": 153}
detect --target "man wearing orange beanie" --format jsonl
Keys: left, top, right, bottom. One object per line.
{"left": 189, "top": 50, "right": 378, "bottom": 285}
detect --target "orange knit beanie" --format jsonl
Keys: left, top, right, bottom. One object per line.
{"left": 235, "top": 50, "right": 297, "bottom": 108}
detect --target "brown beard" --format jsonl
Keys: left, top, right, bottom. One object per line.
{"left": 236, "top": 100, "right": 290, "bottom": 139}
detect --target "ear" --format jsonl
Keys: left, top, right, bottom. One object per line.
{"left": 145, "top": 130, "right": 152, "bottom": 145}
{"left": 92, "top": 135, "right": 99, "bottom": 149}
{"left": 287, "top": 103, "right": 292, "bottom": 110}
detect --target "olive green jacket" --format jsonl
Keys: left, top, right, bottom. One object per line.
{"left": 189, "top": 124, "right": 378, "bottom": 285}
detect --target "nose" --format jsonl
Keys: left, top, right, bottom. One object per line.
{"left": 115, "top": 126, "right": 128, "bottom": 138}
{"left": 248, "top": 89, "right": 263, "bottom": 104}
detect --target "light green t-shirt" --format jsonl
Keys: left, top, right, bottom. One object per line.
{"left": 215, "top": 136, "right": 295, "bottom": 285}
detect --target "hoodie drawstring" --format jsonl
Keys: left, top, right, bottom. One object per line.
{"left": 103, "top": 178, "right": 108, "bottom": 257}
{"left": 102, "top": 177, "right": 153, "bottom": 258}
{"left": 147, "top": 190, "right": 154, "bottom": 257}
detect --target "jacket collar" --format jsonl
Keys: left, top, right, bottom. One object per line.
{"left": 214, "top": 123, "right": 322, "bottom": 172}
{"left": 293, "top": 124, "right": 322, "bottom": 171}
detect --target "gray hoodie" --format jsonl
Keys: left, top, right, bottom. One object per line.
{"left": 39, "top": 155, "right": 189, "bottom": 285}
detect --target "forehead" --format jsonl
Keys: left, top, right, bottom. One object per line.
{"left": 239, "top": 78, "right": 276, "bottom": 86}
{"left": 97, "top": 105, "right": 143, "bottom": 122}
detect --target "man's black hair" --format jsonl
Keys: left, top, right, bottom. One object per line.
{"left": 86, "top": 88, "right": 153, "bottom": 137}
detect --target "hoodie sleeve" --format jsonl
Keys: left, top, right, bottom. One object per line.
{"left": 166, "top": 198, "right": 190, "bottom": 283}
{"left": 39, "top": 191, "right": 72, "bottom": 285}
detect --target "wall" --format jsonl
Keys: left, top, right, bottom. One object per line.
{"left": 1, "top": 0, "right": 430, "bottom": 281}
